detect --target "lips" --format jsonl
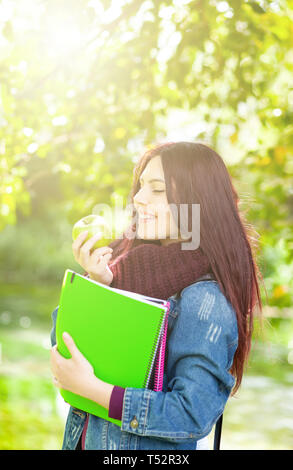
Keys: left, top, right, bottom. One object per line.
{"left": 136, "top": 209, "right": 156, "bottom": 219}
{"left": 139, "top": 214, "right": 156, "bottom": 220}
{"left": 137, "top": 210, "right": 157, "bottom": 221}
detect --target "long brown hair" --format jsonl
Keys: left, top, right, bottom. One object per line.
{"left": 109, "top": 141, "right": 264, "bottom": 393}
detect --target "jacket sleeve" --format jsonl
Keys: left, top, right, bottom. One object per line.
{"left": 120, "top": 284, "right": 238, "bottom": 442}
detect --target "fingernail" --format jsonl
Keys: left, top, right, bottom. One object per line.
{"left": 63, "top": 332, "right": 69, "bottom": 339}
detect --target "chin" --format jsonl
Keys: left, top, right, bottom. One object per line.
{"left": 137, "top": 233, "right": 157, "bottom": 240}
{"left": 137, "top": 227, "right": 157, "bottom": 240}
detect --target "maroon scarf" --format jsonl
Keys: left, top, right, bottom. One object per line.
{"left": 108, "top": 237, "right": 211, "bottom": 300}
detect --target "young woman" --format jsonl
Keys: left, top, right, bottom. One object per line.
{"left": 50, "top": 141, "right": 263, "bottom": 450}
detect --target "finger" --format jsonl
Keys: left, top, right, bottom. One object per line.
{"left": 72, "top": 231, "right": 89, "bottom": 255}
{"left": 99, "top": 246, "right": 113, "bottom": 254}
{"left": 91, "top": 246, "right": 113, "bottom": 260}
{"left": 62, "top": 332, "right": 79, "bottom": 358}
{"left": 80, "top": 233, "right": 102, "bottom": 255}
{"left": 74, "top": 233, "right": 91, "bottom": 261}
{"left": 103, "top": 252, "right": 113, "bottom": 264}
{"left": 72, "top": 230, "right": 89, "bottom": 248}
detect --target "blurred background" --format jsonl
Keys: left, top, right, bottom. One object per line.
{"left": 0, "top": 0, "right": 293, "bottom": 450}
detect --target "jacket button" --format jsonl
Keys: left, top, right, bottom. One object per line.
{"left": 130, "top": 417, "right": 139, "bottom": 429}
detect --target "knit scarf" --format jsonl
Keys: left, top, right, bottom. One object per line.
{"left": 108, "top": 236, "right": 212, "bottom": 300}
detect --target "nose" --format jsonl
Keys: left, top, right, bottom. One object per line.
{"left": 133, "top": 186, "right": 150, "bottom": 206}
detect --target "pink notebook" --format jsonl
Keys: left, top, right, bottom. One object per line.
{"left": 153, "top": 300, "right": 170, "bottom": 390}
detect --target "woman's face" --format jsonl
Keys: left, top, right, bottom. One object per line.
{"left": 133, "top": 155, "right": 182, "bottom": 244}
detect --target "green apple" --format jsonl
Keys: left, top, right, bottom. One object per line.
{"left": 72, "top": 215, "right": 112, "bottom": 250}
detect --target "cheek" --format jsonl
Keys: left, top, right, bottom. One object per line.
{"left": 166, "top": 212, "right": 178, "bottom": 234}
{"left": 156, "top": 207, "right": 173, "bottom": 233}
{"left": 162, "top": 207, "right": 180, "bottom": 236}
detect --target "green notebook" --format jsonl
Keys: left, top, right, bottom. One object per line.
{"left": 55, "top": 269, "right": 170, "bottom": 427}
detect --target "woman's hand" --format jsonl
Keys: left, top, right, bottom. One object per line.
{"left": 72, "top": 231, "right": 113, "bottom": 285}
{"left": 50, "top": 332, "right": 114, "bottom": 409}
{"left": 50, "top": 332, "right": 96, "bottom": 398}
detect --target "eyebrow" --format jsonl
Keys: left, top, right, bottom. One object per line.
{"left": 139, "top": 176, "right": 165, "bottom": 184}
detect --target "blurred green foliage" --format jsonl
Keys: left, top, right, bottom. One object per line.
{"left": 0, "top": 0, "right": 292, "bottom": 306}
{"left": 0, "top": 0, "right": 293, "bottom": 450}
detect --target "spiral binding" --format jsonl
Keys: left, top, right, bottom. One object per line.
{"left": 143, "top": 301, "right": 170, "bottom": 389}
{"left": 143, "top": 313, "right": 164, "bottom": 388}
{"left": 153, "top": 301, "right": 170, "bottom": 392}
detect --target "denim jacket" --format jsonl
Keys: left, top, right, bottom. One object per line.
{"left": 50, "top": 278, "right": 238, "bottom": 450}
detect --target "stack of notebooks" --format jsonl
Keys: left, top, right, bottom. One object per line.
{"left": 55, "top": 269, "right": 170, "bottom": 427}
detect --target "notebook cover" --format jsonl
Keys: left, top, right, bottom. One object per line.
{"left": 56, "top": 270, "right": 167, "bottom": 427}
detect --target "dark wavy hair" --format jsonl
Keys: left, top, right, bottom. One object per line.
{"left": 106, "top": 141, "right": 264, "bottom": 393}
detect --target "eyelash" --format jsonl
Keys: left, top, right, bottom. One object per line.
{"left": 139, "top": 184, "right": 165, "bottom": 194}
